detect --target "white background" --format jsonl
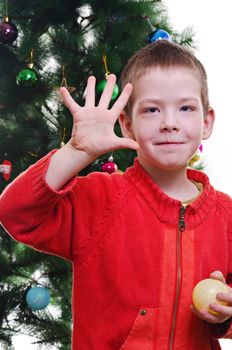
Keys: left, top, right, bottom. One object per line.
{"left": 2, "top": 1, "right": 232, "bottom": 349}
{"left": 164, "top": 1, "right": 232, "bottom": 349}
{"left": 164, "top": 0, "right": 232, "bottom": 197}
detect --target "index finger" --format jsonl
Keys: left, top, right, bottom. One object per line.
{"left": 111, "top": 83, "right": 133, "bottom": 114}
{"left": 190, "top": 304, "right": 224, "bottom": 323}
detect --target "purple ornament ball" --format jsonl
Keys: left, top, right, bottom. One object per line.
{"left": 0, "top": 21, "right": 18, "bottom": 44}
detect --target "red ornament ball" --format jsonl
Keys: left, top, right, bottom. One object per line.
{"left": 0, "top": 21, "right": 18, "bottom": 44}
{"left": 101, "top": 161, "right": 118, "bottom": 174}
{"left": 1, "top": 159, "right": 12, "bottom": 181}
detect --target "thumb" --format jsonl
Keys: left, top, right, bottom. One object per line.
{"left": 210, "top": 271, "right": 226, "bottom": 284}
{"left": 118, "top": 137, "right": 140, "bottom": 151}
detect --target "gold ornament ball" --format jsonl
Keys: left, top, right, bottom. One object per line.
{"left": 192, "top": 278, "right": 228, "bottom": 315}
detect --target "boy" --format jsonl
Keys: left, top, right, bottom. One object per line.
{"left": 1, "top": 40, "right": 232, "bottom": 349}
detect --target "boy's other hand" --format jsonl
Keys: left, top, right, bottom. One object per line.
{"left": 60, "top": 74, "right": 139, "bottom": 159}
{"left": 191, "top": 271, "right": 232, "bottom": 324}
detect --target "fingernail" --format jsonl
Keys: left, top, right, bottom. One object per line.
{"left": 212, "top": 272, "right": 219, "bottom": 277}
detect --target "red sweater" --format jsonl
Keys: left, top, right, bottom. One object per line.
{"left": 1, "top": 152, "right": 232, "bottom": 350}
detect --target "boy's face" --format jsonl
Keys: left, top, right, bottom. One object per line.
{"left": 120, "top": 66, "right": 214, "bottom": 176}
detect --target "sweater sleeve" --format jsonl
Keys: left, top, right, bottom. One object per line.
{"left": 0, "top": 151, "right": 78, "bottom": 261}
{"left": 0, "top": 151, "right": 124, "bottom": 262}
{"left": 208, "top": 193, "right": 232, "bottom": 339}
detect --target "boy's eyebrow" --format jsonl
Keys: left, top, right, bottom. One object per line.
{"left": 138, "top": 97, "right": 200, "bottom": 106}
{"left": 177, "top": 97, "right": 200, "bottom": 103}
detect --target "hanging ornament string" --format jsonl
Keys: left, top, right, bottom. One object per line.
{"left": 96, "top": 54, "right": 119, "bottom": 101}
{"left": 28, "top": 48, "right": 35, "bottom": 69}
{"left": 60, "top": 65, "right": 68, "bottom": 88}
{"left": 57, "top": 65, "right": 76, "bottom": 103}
{"left": 145, "top": 16, "right": 154, "bottom": 31}
{"left": 28, "top": 151, "right": 39, "bottom": 158}
{"left": 102, "top": 54, "right": 111, "bottom": 78}
{"left": 60, "top": 65, "right": 76, "bottom": 94}
{"left": 5, "top": 0, "right": 8, "bottom": 20}
{"left": 60, "top": 127, "right": 66, "bottom": 147}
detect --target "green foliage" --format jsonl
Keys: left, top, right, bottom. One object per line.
{"left": 0, "top": 227, "right": 72, "bottom": 349}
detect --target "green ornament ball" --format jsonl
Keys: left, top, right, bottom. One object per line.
{"left": 16, "top": 68, "right": 39, "bottom": 88}
{"left": 96, "top": 79, "right": 119, "bottom": 100}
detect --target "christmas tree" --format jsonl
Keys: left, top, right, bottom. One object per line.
{"left": 0, "top": 0, "right": 194, "bottom": 348}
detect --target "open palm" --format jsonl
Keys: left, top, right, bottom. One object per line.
{"left": 60, "top": 74, "right": 139, "bottom": 158}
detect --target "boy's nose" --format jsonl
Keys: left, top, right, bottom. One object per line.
{"left": 160, "top": 115, "right": 180, "bottom": 132}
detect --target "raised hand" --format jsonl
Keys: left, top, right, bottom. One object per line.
{"left": 60, "top": 74, "right": 139, "bottom": 160}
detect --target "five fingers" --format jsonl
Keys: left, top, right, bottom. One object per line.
{"left": 61, "top": 74, "right": 133, "bottom": 115}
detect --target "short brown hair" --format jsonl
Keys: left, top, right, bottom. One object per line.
{"left": 120, "top": 40, "right": 209, "bottom": 116}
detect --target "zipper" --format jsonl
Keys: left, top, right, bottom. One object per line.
{"left": 169, "top": 205, "right": 186, "bottom": 350}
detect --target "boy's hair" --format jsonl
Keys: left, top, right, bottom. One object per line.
{"left": 120, "top": 40, "right": 209, "bottom": 116}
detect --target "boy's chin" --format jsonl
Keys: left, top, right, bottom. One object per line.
{"left": 138, "top": 158, "right": 189, "bottom": 173}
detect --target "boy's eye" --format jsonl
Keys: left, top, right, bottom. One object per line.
{"left": 180, "top": 105, "right": 195, "bottom": 112}
{"left": 144, "top": 107, "right": 159, "bottom": 113}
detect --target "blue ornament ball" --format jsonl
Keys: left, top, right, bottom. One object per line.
{"left": 148, "top": 29, "right": 171, "bottom": 44}
{"left": 26, "top": 286, "right": 50, "bottom": 310}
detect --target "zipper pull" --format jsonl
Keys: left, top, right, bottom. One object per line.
{"left": 178, "top": 205, "right": 186, "bottom": 231}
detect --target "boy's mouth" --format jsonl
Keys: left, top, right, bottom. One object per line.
{"left": 156, "top": 141, "right": 184, "bottom": 145}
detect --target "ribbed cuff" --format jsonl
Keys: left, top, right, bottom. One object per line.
{"left": 208, "top": 318, "right": 232, "bottom": 339}
{"left": 30, "top": 150, "right": 77, "bottom": 203}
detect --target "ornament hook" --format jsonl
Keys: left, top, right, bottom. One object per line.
{"left": 59, "top": 65, "right": 76, "bottom": 93}
{"left": 28, "top": 48, "right": 35, "bottom": 69}
{"left": 60, "top": 128, "right": 66, "bottom": 147}
{"left": 103, "top": 54, "right": 111, "bottom": 79}
{"left": 5, "top": 0, "right": 9, "bottom": 21}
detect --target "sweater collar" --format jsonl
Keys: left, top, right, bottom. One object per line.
{"left": 124, "top": 159, "right": 216, "bottom": 228}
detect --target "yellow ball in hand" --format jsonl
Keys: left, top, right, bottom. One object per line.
{"left": 192, "top": 278, "right": 228, "bottom": 315}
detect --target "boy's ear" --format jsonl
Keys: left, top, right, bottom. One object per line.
{"left": 119, "top": 111, "right": 135, "bottom": 139}
{"left": 202, "top": 107, "right": 215, "bottom": 140}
